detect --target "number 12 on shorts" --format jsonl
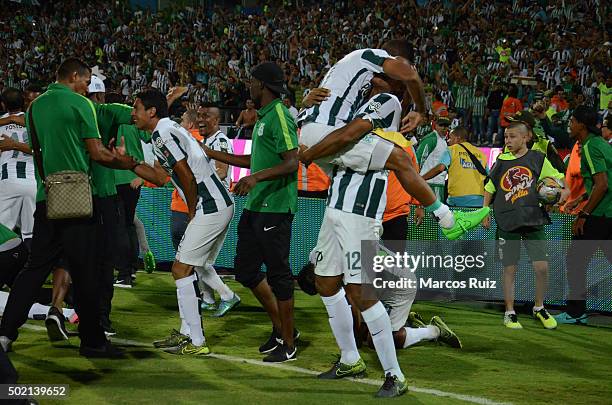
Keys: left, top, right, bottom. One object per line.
{"left": 345, "top": 251, "right": 361, "bottom": 270}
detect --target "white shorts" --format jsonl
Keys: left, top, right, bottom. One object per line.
{"left": 175, "top": 205, "right": 234, "bottom": 267}
{"left": 0, "top": 180, "right": 36, "bottom": 239}
{"left": 300, "top": 122, "right": 395, "bottom": 175}
{"left": 313, "top": 207, "right": 383, "bottom": 285}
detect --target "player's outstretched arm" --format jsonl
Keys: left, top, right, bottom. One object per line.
{"left": 0, "top": 135, "right": 32, "bottom": 155}
{"left": 299, "top": 118, "right": 372, "bottom": 165}
{"left": 233, "top": 149, "right": 298, "bottom": 196}
{"left": 202, "top": 144, "right": 251, "bottom": 168}
{"left": 85, "top": 138, "right": 136, "bottom": 170}
{"left": 131, "top": 160, "right": 169, "bottom": 188}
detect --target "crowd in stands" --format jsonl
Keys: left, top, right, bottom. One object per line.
{"left": 1, "top": 0, "right": 610, "bottom": 133}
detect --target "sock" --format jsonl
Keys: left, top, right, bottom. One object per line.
{"left": 27, "top": 302, "right": 50, "bottom": 319}
{"left": 177, "top": 288, "right": 190, "bottom": 336}
{"left": 62, "top": 308, "right": 76, "bottom": 319}
{"left": 505, "top": 310, "right": 516, "bottom": 316}
{"left": 402, "top": 326, "right": 439, "bottom": 349}
{"left": 176, "top": 274, "right": 204, "bottom": 346}
{"left": 362, "top": 302, "right": 404, "bottom": 381}
{"left": 533, "top": 305, "right": 544, "bottom": 312}
{"left": 193, "top": 267, "right": 216, "bottom": 304}
{"left": 321, "top": 289, "right": 360, "bottom": 365}
{"left": 133, "top": 215, "right": 150, "bottom": 253}
{"left": 197, "top": 264, "right": 234, "bottom": 302}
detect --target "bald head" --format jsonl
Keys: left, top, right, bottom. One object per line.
{"left": 180, "top": 109, "right": 199, "bottom": 130}
{"left": 200, "top": 106, "right": 221, "bottom": 138}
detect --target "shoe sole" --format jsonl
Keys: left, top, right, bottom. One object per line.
{"left": 45, "top": 315, "right": 69, "bottom": 341}
{"left": 104, "top": 331, "right": 117, "bottom": 337}
{"left": 113, "top": 283, "right": 132, "bottom": 289}
{"left": 318, "top": 370, "right": 366, "bottom": 380}
{"left": 431, "top": 317, "right": 462, "bottom": 348}
{"left": 259, "top": 343, "right": 279, "bottom": 354}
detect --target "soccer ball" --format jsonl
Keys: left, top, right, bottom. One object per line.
{"left": 536, "top": 177, "right": 563, "bottom": 204}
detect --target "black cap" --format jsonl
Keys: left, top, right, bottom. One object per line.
{"left": 572, "top": 106, "right": 601, "bottom": 135}
{"left": 251, "top": 62, "right": 288, "bottom": 96}
{"left": 507, "top": 110, "right": 536, "bottom": 129}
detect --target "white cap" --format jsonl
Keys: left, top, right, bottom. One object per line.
{"left": 88, "top": 75, "right": 105, "bottom": 94}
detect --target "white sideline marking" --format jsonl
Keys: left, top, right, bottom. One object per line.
{"left": 22, "top": 324, "right": 510, "bottom": 405}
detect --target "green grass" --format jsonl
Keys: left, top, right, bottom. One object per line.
{"left": 9, "top": 273, "right": 612, "bottom": 405}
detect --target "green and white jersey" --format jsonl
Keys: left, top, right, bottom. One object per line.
{"left": 298, "top": 48, "right": 395, "bottom": 127}
{"left": 326, "top": 93, "right": 402, "bottom": 220}
{"left": 152, "top": 118, "right": 233, "bottom": 215}
{"left": 0, "top": 112, "right": 34, "bottom": 183}
{"left": 203, "top": 130, "right": 233, "bottom": 189}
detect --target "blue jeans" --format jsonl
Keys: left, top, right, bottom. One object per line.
{"left": 487, "top": 109, "right": 501, "bottom": 144}
{"left": 472, "top": 115, "right": 485, "bottom": 142}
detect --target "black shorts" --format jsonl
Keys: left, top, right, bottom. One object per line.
{"left": 234, "top": 209, "right": 294, "bottom": 300}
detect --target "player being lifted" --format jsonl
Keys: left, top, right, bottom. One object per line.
{"left": 298, "top": 40, "right": 489, "bottom": 241}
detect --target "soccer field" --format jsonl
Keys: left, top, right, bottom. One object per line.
{"left": 10, "top": 273, "right": 612, "bottom": 405}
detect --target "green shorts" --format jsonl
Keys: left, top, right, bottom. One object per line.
{"left": 497, "top": 227, "right": 548, "bottom": 266}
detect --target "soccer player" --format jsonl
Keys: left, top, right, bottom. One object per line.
{"left": 203, "top": 62, "right": 299, "bottom": 363}
{"left": 197, "top": 106, "right": 240, "bottom": 318}
{"left": 482, "top": 121, "right": 565, "bottom": 330}
{"left": 126, "top": 89, "right": 234, "bottom": 356}
{"left": 0, "top": 88, "right": 36, "bottom": 246}
{"left": 299, "top": 40, "right": 489, "bottom": 241}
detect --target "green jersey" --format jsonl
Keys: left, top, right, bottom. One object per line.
{"left": 581, "top": 134, "right": 612, "bottom": 217}
{"left": 26, "top": 83, "right": 100, "bottom": 202}
{"left": 246, "top": 99, "right": 298, "bottom": 213}
{"left": 0, "top": 223, "right": 19, "bottom": 245}
{"left": 91, "top": 103, "right": 133, "bottom": 197}
{"left": 114, "top": 124, "right": 151, "bottom": 186}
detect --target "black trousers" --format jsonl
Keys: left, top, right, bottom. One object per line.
{"left": 116, "top": 184, "right": 141, "bottom": 278}
{"left": 171, "top": 211, "right": 189, "bottom": 251}
{"left": 382, "top": 215, "right": 408, "bottom": 253}
{"left": 566, "top": 215, "right": 612, "bottom": 317}
{"left": 0, "top": 202, "right": 106, "bottom": 348}
{"left": 96, "top": 196, "right": 127, "bottom": 326}
{"left": 234, "top": 210, "right": 294, "bottom": 301}
{"left": 0, "top": 243, "right": 28, "bottom": 289}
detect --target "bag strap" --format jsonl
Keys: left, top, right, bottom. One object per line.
{"left": 27, "top": 104, "right": 46, "bottom": 181}
{"left": 458, "top": 143, "right": 488, "bottom": 177}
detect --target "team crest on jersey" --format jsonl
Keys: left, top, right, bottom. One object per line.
{"left": 368, "top": 101, "right": 382, "bottom": 113}
{"left": 257, "top": 123, "right": 265, "bottom": 137}
{"left": 500, "top": 166, "right": 533, "bottom": 204}
{"left": 154, "top": 136, "right": 165, "bottom": 148}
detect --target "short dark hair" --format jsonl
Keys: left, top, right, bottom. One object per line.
{"left": 105, "top": 92, "right": 125, "bottom": 104}
{"left": 2, "top": 88, "right": 24, "bottom": 111}
{"left": 451, "top": 126, "right": 469, "bottom": 140}
{"left": 382, "top": 39, "right": 414, "bottom": 62}
{"left": 56, "top": 58, "right": 90, "bottom": 81}
{"left": 137, "top": 89, "right": 168, "bottom": 118}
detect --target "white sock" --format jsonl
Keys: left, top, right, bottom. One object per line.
{"left": 177, "top": 288, "right": 190, "bottom": 336}
{"left": 402, "top": 326, "right": 439, "bottom": 348}
{"left": 176, "top": 274, "right": 204, "bottom": 346}
{"left": 505, "top": 310, "right": 516, "bottom": 316}
{"left": 533, "top": 305, "right": 544, "bottom": 312}
{"left": 28, "top": 302, "right": 51, "bottom": 319}
{"left": 62, "top": 308, "right": 76, "bottom": 319}
{"left": 193, "top": 267, "right": 216, "bottom": 304}
{"left": 362, "top": 302, "right": 404, "bottom": 381}
{"left": 196, "top": 264, "right": 234, "bottom": 302}
{"left": 321, "top": 289, "right": 360, "bottom": 365}
{"left": 433, "top": 204, "right": 455, "bottom": 229}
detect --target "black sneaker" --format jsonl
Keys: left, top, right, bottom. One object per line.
{"left": 375, "top": 373, "right": 408, "bottom": 398}
{"left": 258, "top": 329, "right": 300, "bottom": 354}
{"left": 258, "top": 329, "right": 282, "bottom": 354}
{"left": 114, "top": 278, "right": 132, "bottom": 289}
{"left": 79, "top": 340, "right": 125, "bottom": 359}
{"left": 263, "top": 344, "right": 296, "bottom": 363}
{"left": 45, "top": 307, "right": 69, "bottom": 341}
